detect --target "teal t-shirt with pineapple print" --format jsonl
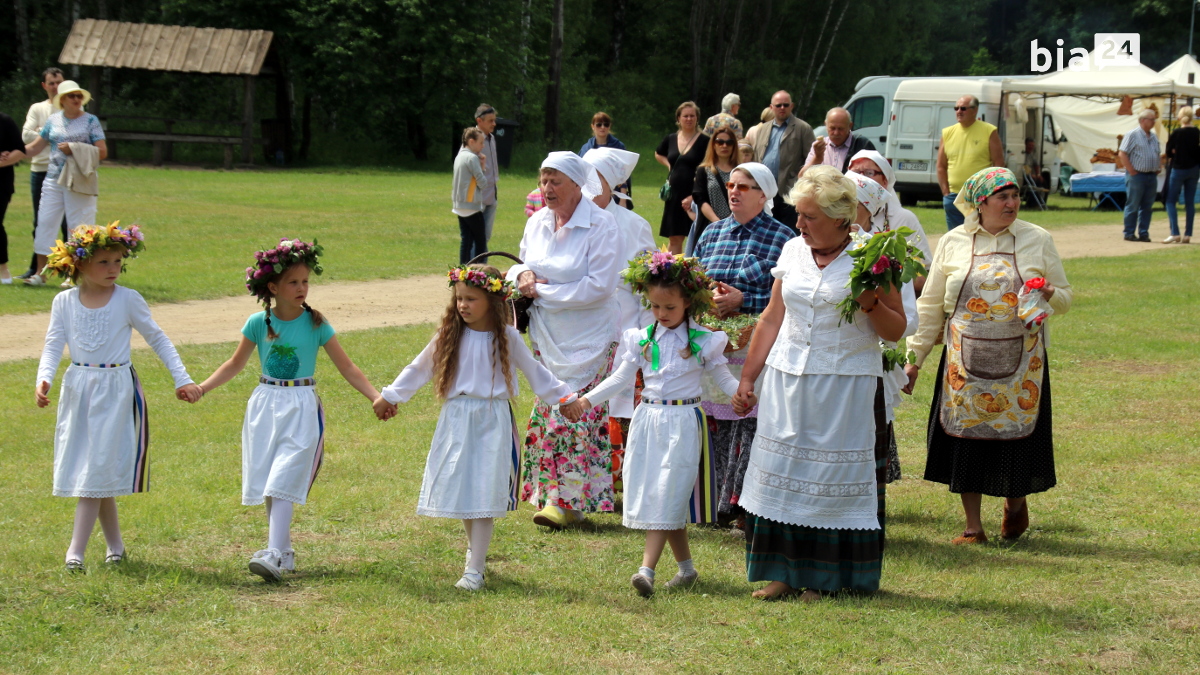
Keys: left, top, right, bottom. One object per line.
{"left": 242, "top": 310, "right": 336, "bottom": 380}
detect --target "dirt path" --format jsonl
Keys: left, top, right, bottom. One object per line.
{"left": 1, "top": 224, "right": 1190, "bottom": 363}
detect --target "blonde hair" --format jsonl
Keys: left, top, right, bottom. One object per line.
{"left": 1180, "top": 106, "right": 1194, "bottom": 125}
{"left": 675, "top": 101, "right": 700, "bottom": 126}
{"left": 787, "top": 165, "right": 857, "bottom": 224}
{"left": 760, "top": 107, "right": 773, "bottom": 123}
{"left": 462, "top": 126, "right": 484, "bottom": 145}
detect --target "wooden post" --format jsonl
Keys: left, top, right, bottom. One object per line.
{"left": 242, "top": 75, "right": 255, "bottom": 164}
{"left": 224, "top": 144, "right": 233, "bottom": 170}
{"left": 152, "top": 141, "right": 163, "bottom": 166}
{"left": 164, "top": 120, "right": 174, "bottom": 162}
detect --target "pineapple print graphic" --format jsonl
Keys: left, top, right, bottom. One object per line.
{"left": 266, "top": 344, "right": 300, "bottom": 379}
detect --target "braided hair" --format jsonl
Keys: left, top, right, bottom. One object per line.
{"left": 262, "top": 264, "right": 326, "bottom": 340}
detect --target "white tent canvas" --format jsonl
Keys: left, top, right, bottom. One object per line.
{"left": 1159, "top": 54, "right": 1200, "bottom": 90}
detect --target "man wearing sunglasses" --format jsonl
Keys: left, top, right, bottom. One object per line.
{"left": 937, "top": 95, "right": 1004, "bottom": 230}
{"left": 749, "top": 90, "right": 815, "bottom": 229}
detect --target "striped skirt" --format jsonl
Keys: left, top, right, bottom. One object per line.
{"left": 53, "top": 363, "right": 149, "bottom": 498}
{"left": 744, "top": 379, "right": 889, "bottom": 593}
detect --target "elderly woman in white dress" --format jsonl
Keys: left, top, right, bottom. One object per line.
{"left": 734, "top": 165, "right": 907, "bottom": 601}
{"left": 847, "top": 171, "right": 920, "bottom": 484}
{"left": 581, "top": 148, "right": 656, "bottom": 492}
{"left": 507, "top": 152, "right": 622, "bottom": 529}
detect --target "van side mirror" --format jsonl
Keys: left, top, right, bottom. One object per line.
{"left": 1058, "top": 134, "right": 1067, "bottom": 144}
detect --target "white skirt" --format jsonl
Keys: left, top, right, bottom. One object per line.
{"left": 622, "top": 402, "right": 704, "bottom": 530}
{"left": 739, "top": 367, "right": 880, "bottom": 530}
{"left": 417, "top": 397, "right": 520, "bottom": 519}
{"left": 53, "top": 364, "right": 148, "bottom": 498}
{"left": 242, "top": 382, "right": 325, "bottom": 505}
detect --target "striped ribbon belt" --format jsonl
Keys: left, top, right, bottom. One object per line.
{"left": 73, "top": 362, "right": 128, "bottom": 368}
{"left": 260, "top": 376, "right": 317, "bottom": 387}
{"left": 641, "top": 397, "right": 701, "bottom": 406}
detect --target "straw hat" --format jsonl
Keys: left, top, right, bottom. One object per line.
{"left": 53, "top": 80, "right": 92, "bottom": 110}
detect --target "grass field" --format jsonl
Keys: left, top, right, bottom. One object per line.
{"left": 1, "top": 162, "right": 1195, "bottom": 672}
{"left": 1, "top": 161, "right": 1125, "bottom": 316}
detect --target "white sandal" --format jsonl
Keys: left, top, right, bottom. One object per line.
{"left": 23, "top": 274, "right": 47, "bottom": 286}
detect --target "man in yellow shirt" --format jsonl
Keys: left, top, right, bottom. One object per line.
{"left": 937, "top": 95, "right": 1005, "bottom": 230}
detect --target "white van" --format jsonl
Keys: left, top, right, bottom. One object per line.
{"left": 885, "top": 79, "right": 1062, "bottom": 205}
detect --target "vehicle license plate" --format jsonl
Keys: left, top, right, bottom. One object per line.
{"left": 898, "top": 161, "right": 928, "bottom": 171}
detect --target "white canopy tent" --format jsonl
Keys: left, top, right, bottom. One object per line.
{"left": 1159, "top": 54, "right": 1200, "bottom": 91}
{"left": 1002, "top": 51, "right": 1200, "bottom": 171}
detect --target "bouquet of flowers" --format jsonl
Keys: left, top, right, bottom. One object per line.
{"left": 836, "top": 227, "right": 928, "bottom": 325}
{"left": 1016, "top": 276, "right": 1052, "bottom": 333}
{"left": 696, "top": 312, "right": 759, "bottom": 352}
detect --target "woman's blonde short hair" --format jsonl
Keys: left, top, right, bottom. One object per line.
{"left": 787, "top": 165, "right": 857, "bottom": 223}
{"left": 760, "top": 107, "right": 773, "bottom": 123}
{"left": 1180, "top": 106, "right": 1194, "bottom": 124}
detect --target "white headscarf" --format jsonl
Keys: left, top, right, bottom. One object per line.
{"left": 849, "top": 149, "right": 896, "bottom": 195}
{"left": 581, "top": 147, "right": 639, "bottom": 202}
{"left": 732, "top": 162, "right": 777, "bottom": 216}
{"left": 846, "top": 170, "right": 888, "bottom": 218}
{"left": 541, "top": 151, "right": 603, "bottom": 199}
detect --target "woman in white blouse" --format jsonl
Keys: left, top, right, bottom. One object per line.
{"left": 903, "top": 167, "right": 1071, "bottom": 546}
{"left": 733, "top": 165, "right": 906, "bottom": 601}
{"left": 507, "top": 152, "right": 622, "bottom": 529}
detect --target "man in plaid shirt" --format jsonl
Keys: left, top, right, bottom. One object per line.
{"left": 693, "top": 164, "right": 795, "bottom": 314}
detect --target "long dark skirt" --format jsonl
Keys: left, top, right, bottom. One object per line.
{"left": 924, "top": 351, "right": 1056, "bottom": 498}
{"left": 708, "top": 417, "right": 757, "bottom": 519}
{"left": 745, "top": 381, "right": 888, "bottom": 593}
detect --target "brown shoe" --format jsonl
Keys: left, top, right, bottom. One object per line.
{"left": 1001, "top": 501, "right": 1030, "bottom": 540}
{"left": 951, "top": 530, "right": 988, "bottom": 545}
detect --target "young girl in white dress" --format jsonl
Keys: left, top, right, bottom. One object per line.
{"left": 35, "top": 223, "right": 202, "bottom": 572}
{"left": 373, "top": 264, "right": 578, "bottom": 592}
{"left": 197, "top": 239, "right": 381, "bottom": 582}
{"left": 571, "top": 249, "right": 741, "bottom": 596}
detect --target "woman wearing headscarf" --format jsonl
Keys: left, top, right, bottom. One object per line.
{"left": 903, "top": 167, "right": 1072, "bottom": 545}
{"left": 13, "top": 80, "right": 107, "bottom": 286}
{"left": 655, "top": 102, "right": 709, "bottom": 254}
{"left": 692, "top": 162, "right": 795, "bottom": 528}
{"left": 507, "top": 152, "right": 622, "bottom": 529}
{"left": 581, "top": 147, "right": 656, "bottom": 490}
{"left": 849, "top": 149, "right": 931, "bottom": 293}
{"left": 847, "top": 170, "right": 920, "bottom": 484}
{"left": 733, "top": 165, "right": 908, "bottom": 602}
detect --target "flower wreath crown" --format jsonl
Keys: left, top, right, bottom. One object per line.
{"left": 447, "top": 265, "right": 516, "bottom": 299}
{"left": 245, "top": 238, "right": 324, "bottom": 304}
{"left": 623, "top": 247, "right": 715, "bottom": 315}
{"left": 44, "top": 221, "right": 146, "bottom": 278}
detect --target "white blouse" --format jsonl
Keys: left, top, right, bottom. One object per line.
{"left": 380, "top": 325, "right": 575, "bottom": 404}
{"left": 36, "top": 285, "right": 193, "bottom": 388}
{"left": 765, "top": 237, "right": 883, "bottom": 378}
{"left": 605, "top": 199, "right": 656, "bottom": 335}
{"left": 584, "top": 320, "right": 740, "bottom": 405}
{"left": 506, "top": 198, "right": 621, "bottom": 312}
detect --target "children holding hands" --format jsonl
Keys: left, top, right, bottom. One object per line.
{"left": 564, "top": 249, "right": 752, "bottom": 596}
{"left": 373, "top": 265, "right": 579, "bottom": 591}
{"left": 34, "top": 223, "right": 202, "bottom": 572}
{"left": 196, "top": 238, "right": 381, "bottom": 582}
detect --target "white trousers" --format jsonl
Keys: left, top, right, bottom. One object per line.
{"left": 35, "top": 179, "right": 97, "bottom": 255}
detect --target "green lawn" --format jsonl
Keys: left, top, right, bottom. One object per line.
{"left": 1, "top": 244, "right": 1197, "bottom": 672}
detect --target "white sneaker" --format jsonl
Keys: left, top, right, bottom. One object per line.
{"left": 248, "top": 548, "right": 283, "bottom": 581}
{"left": 455, "top": 568, "right": 485, "bottom": 591}
{"left": 279, "top": 549, "right": 295, "bottom": 573}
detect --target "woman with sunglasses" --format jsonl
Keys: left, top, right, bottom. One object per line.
{"left": 687, "top": 126, "right": 739, "bottom": 252}
{"left": 579, "top": 112, "right": 632, "bottom": 206}
{"left": 691, "top": 162, "right": 794, "bottom": 531}
{"left": 12, "top": 80, "right": 107, "bottom": 286}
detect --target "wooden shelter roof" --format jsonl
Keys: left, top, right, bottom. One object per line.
{"left": 58, "top": 19, "right": 273, "bottom": 76}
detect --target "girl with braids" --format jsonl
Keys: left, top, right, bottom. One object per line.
{"left": 197, "top": 238, "right": 381, "bottom": 582}
{"left": 373, "top": 265, "right": 578, "bottom": 592}
{"left": 570, "top": 249, "right": 743, "bottom": 597}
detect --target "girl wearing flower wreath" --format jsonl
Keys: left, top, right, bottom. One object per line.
{"left": 373, "top": 265, "right": 578, "bottom": 591}
{"left": 35, "top": 223, "right": 202, "bottom": 572}
{"left": 196, "top": 238, "right": 381, "bottom": 582}
{"left": 570, "top": 249, "right": 742, "bottom": 597}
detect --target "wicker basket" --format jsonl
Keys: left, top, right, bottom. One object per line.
{"left": 698, "top": 313, "right": 758, "bottom": 353}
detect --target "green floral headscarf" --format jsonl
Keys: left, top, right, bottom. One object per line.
{"left": 954, "top": 167, "right": 1018, "bottom": 215}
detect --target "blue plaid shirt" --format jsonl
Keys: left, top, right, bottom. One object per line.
{"left": 694, "top": 211, "right": 796, "bottom": 314}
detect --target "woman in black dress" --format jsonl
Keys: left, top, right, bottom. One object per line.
{"left": 655, "top": 101, "right": 709, "bottom": 253}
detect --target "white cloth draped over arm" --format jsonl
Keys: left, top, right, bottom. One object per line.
{"left": 508, "top": 329, "right": 575, "bottom": 402}
{"left": 128, "top": 291, "right": 193, "bottom": 388}
{"left": 381, "top": 336, "right": 438, "bottom": 404}
{"left": 36, "top": 293, "right": 69, "bottom": 387}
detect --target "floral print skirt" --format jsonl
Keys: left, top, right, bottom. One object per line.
{"left": 520, "top": 344, "right": 617, "bottom": 512}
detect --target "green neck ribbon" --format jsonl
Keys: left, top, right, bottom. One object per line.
{"left": 639, "top": 322, "right": 706, "bottom": 371}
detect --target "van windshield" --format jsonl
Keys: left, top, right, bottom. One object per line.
{"left": 849, "top": 96, "right": 885, "bottom": 129}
